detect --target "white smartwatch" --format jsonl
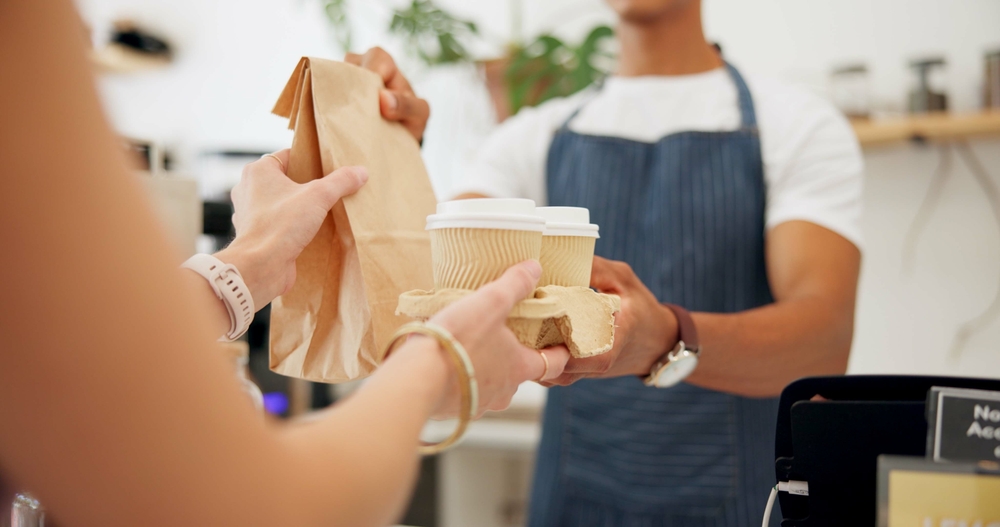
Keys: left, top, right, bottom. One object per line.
{"left": 181, "top": 253, "right": 255, "bottom": 341}
{"left": 644, "top": 303, "right": 701, "bottom": 388}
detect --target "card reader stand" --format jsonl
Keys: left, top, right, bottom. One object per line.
{"left": 774, "top": 375, "right": 1000, "bottom": 527}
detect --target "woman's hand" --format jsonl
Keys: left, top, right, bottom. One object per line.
{"left": 215, "top": 149, "right": 368, "bottom": 308}
{"left": 345, "top": 47, "right": 429, "bottom": 143}
{"left": 426, "top": 260, "right": 571, "bottom": 417}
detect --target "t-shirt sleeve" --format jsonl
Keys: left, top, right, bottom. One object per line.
{"left": 448, "top": 94, "right": 583, "bottom": 203}
{"left": 762, "top": 88, "right": 865, "bottom": 249}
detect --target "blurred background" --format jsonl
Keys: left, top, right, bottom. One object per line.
{"left": 72, "top": 0, "right": 1000, "bottom": 525}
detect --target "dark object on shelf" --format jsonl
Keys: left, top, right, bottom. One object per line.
{"left": 93, "top": 20, "right": 173, "bottom": 73}
{"left": 111, "top": 22, "right": 172, "bottom": 59}
{"left": 909, "top": 57, "right": 948, "bottom": 113}
{"left": 211, "top": 150, "right": 274, "bottom": 158}
{"left": 774, "top": 375, "right": 1000, "bottom": 527}
{"left": 986, "top": 49, "right": 1000, "bottom": 109}
{"left": 202, "top": 200, "right": 235, "bottom": 238}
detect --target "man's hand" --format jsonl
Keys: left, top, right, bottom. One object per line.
{"left": 345, "top": 47, "right": 430, "bottom": 143}
{"left": 215, "top": 150, "right": 368, "bottom": 308}
{"left": 545, "top": 256, "right": 679, "bottom": 386}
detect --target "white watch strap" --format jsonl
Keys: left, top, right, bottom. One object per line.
{"left": 181, "top": 253, "right": 254, "bottom": 341}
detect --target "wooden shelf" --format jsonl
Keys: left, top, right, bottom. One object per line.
{"left": 851, "top": 111, "right": 1000, "bottom": 147}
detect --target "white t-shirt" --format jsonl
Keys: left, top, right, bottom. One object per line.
{"left": 451, "top": 67, "right": 864, "bottom": 247}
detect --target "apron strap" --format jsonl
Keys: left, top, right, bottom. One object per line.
{"left": 725, "top": 62, "right": 758, "bottom": 130}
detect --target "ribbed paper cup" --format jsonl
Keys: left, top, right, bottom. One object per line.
{"left": 536, "top": 207, "right": 600, "bottom": 287}
{"left": 539, "top": 235, "right": 597, "bottom": 287}
{"left": 430, "top": 228, "right": 542, "bottom": 289}
{"left": 427, "top": 199, "right": 545, "bottom": 290}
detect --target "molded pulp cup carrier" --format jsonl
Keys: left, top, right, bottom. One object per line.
{"left": 406, "top": 200, "right": 619, "bottom": 359}
{"left": 427, "top": 199, "right": 545, "bottom": 290}
{"left": 536, "top": 206, "right": 599, "bottom": 287}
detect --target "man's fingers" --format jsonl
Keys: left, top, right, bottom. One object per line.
{"left": 347, "top": 48, "right": 413, "bottom": 92}
{"left": 561, "top": 353, "right": 613, "bottom": 375}
{"left": 590, "top": 256, "right": 622, "bottom": 293}
{"left": 542, "top": 372, "right": 585, "bottom": 387}
{"left": 359, "top": 47, "right": 412, "bottom": 92}
{"left": 379, "top": 90, "right": 430, "bottom": 125}
{"left": 313, "top": 166, "right": 369, "bottom": 208}
{"left": 346, "top": 46, "right": 426, "bottom": 141}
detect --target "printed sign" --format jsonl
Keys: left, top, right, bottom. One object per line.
{"left": 887, "top": 471, "right": 1000, "bottom": 527}
{"left": 929, "top": 387, "right": 1000, "bottom": 463}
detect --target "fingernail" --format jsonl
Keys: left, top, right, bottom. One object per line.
{"left": 383, "top": 91, "right": 397, "bottom": 111}
{"left": 525, "top": 259, "right": 542, "bottom": 280}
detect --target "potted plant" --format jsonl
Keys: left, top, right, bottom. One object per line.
{"left": 322, "top": 0, "right": 615, "bottom": 121}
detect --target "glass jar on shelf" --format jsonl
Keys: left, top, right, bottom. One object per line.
{"left": 830, "top": 63, "right": 871, "bottom": 119}
{"left": 908, "top": 56, "right": 948, "bottom": 113}
{"left": 10, "top": 492, "right": 44, "bottom": 527}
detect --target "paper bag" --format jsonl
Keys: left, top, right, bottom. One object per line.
{"left": 268, "top": 57, "right": 436, "bottom": 382}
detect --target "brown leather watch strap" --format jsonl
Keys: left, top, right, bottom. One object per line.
{"left": 663, "top": 303, "right": 700, "bottom": 353}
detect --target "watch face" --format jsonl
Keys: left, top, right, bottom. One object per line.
{"left": 655, "top": 354, "right": 699, "bottom": 388}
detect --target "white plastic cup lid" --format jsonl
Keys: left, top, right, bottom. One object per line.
{"left": 437, "top": 198, "right": 536, "bottom": 216}
{"left": 427, "top": 198, "right": 546, "bottom": 231}
{"left": 536, "top": 206, "right": 600, "bottom": 238}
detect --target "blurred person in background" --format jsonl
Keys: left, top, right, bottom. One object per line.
{"left": 445, "top": 0, "right": 864, "bottom": 524}
{"left": 0, "top": 2, "right": 570, "bottom": 526}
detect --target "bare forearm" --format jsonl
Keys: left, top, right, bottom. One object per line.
{"left": 686, "top": 297, "right": 853, "bottom": 397}
{"left": 280, "top": 337, "right": 449, "bottom": 526}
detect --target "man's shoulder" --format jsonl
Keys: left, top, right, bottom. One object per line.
{"left": 741, "top": 71, "right": 858, "bottom": 155}
{"left": 742, "top": 72, "right": 846, "bottom": 128}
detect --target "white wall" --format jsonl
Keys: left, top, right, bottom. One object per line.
{"left": 702, "top": 0, "right": 1000, "bottom": 112}
{"left": 76, "top": 0, "right": 1000, "bottom": 378}
{"left": 851, "top": 139, "right": 1000, "bottom": 378}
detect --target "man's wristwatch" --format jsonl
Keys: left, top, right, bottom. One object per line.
{"left": 644, "top": 303, "right": 700, "bottom": 388}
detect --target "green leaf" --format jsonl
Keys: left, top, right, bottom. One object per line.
{"left": 321, "top": 0, "right": 352, "bottom": 52}
{"left": 504, "top": 25, "right": 615, "bottom": 114}
{"left": 387, "top": 0, "right": 478, "bottom": 66}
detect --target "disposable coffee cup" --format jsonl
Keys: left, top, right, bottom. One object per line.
{"left": 426, "top": 198, "right": 545, "bottom": 290}
{"left": 536, "top": 207, "right": 599, "bottom": 287}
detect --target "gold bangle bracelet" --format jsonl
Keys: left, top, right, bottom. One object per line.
{"left": 384, "top": 321, "right": 478, "bottom": 455}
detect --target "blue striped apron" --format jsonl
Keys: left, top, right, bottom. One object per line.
{"left": 529, "top": 64, "right": 780, "bottom": 527}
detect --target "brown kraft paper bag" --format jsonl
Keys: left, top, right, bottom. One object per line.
{"left": 268, "top": 57, "right": 436, "bottom": 382}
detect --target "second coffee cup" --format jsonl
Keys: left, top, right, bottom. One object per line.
{"left": 426, "top": 198, "right": 545, "bottom": 290}
{"left": 536, "top": 207, "right": 599, "bottom": 287}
